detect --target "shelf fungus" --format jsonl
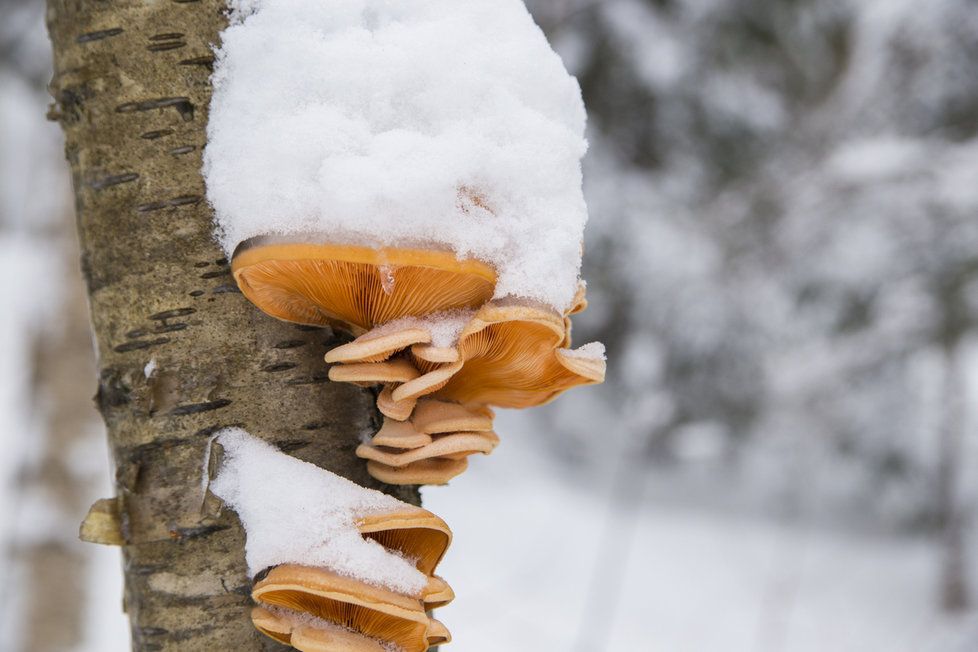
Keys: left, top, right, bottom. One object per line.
{"left": 231, "top": 238, "right": 497, "bottom": 334}
{"left": 230, "top": 233, "right": 605, "bottom": 487}
{"left": 210, "top": 430, "right": 454, "bottom": 651}
{"left": 323, "top": 299, "right": 605, "bottom": 485}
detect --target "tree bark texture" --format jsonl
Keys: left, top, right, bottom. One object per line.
{"left": 47, "top": 2, "right": 419, "bottom": 650}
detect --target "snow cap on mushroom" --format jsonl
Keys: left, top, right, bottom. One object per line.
{"left": 206, "top": 0, "right": 589, "bottom": 312}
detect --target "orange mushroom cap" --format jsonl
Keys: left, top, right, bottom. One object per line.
{"left": 355, "top": 507, "right": 452, "bottom": 577}
{"left": 377, "top": 385, "right": 417, "bottom": 421}
{"left": 253, "top": 565, "right": 432, "bottom": 652}
{"left": 366, "top": 457, "right": 468, "bottom": 486}
{"left": 251, "top": 607, "right": 390, "bottom": 652}
{"left": 232, "top": 238, "right": 496, "bottom": 333}
{"left": 426, "top": 302, "right": 605, "bottom": 408}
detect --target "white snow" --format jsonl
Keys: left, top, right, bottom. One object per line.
{"left": 204, "top": 0, "right": 589, "bottom": 312}
{"left": 364, "top": 310, "right": 474, "bottom": 349}
{"left": 143, "top": 358, "right": 157, "bottom": 379}
{"left": 209, "top": 428, "right": 427, "bottom": 594}
{"left": 562, "top": 341, "right": 607, "bottom": 360}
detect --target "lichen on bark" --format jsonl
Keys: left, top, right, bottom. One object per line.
{"left": 46, "top": 1, "right": 418, "bottom": 649}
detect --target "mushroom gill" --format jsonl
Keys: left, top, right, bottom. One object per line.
{"left": 356, "top": 507, "right": 452, "bottom": 577}
{"left": 252, "top": 565, "right": 433, "bottom": 652}
{"left": 232, "top": 238, "right": 496, "bottom": 333}
{"left": 251, "top": 607, "right": 390, "bottom": 652}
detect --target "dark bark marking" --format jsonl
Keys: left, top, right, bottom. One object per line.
{"left": 179, "top": 55, "right": 214, "bottom": 68}
{"left": 285, "top": 374, "right": 330, "bottom": 386}
{"left": 261, "top": 362, "right": 298, "bottom": 373}
{"left": 189, "top": 290, "right": 205, "bottom": 297}
{"left": 96, "top": 368, "right": 132, "bottom": 410}
{"left": 147, "top": 42, "right": 187, "bottom": 52}
{"left": 114, "top": 337, "right": 171, "bottom": 353}
{"left": 116, "top": 97, "right": 194, "bottom": 121}
{"left": 140, "top": 129, "right": 174, "bottom": 140}
{"left": 76, "top": 27, "right": 124, "bottom": 43}
{"left": 169, "top": 399, "right": 233, "bottom": 416}
{"left": 200, "top": 269, "right": 229, "bottom": 279}
{"left": 154, "top": 323, "right": 188, "bottom": 333}
{"left": 168, "top": 524, "right": 230, "bottom": 541}
{"left": 273, "top": 339, "right": 307, "bottom": 349}
{"left": 149, "top": 308, "right": 196, "bottom": 320}
{"left": 89, "top": 172, "right": 140, "bottom": 189}
{"left": 150, "top": 33, "right": 185, "bottom": 41}
{"left": 168, "top": 145, "right": 196, "bottom": 155}
{"left": 136, "top": 194, "right": 202, "bottom": 213}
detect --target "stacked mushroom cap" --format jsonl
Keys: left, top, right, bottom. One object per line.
{"left": 232, "top": 238, "right": 605, "bottom": 485}
{"left": 251, "top": 505, "right": 454, "bottom": 651}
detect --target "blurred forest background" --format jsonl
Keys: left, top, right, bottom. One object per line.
{"left": 3, "top": 0, "right": 978, "bottom": 649}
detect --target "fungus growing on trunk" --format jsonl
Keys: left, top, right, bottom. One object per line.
{"left": 232, "top": 239, "right": 496, "bottom": 334}
{"left": 253, "top": 566, "right": 436, "bottom": 652}
{"left": 210, "top": 430, "right": 454, "bottom": 649}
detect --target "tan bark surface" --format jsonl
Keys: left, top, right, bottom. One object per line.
{"left": 47, "top": 1, "right": 419, "bottom": 649}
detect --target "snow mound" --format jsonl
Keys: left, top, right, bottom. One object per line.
{"left": 204, "top": 0, "right": 589, "bottom": 311}
{"left": 209, "top": 428, "right": 427, "bottom": 595}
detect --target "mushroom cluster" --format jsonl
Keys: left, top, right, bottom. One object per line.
{"left": 250, "top": 504, "right": 454, "bottom": 651}
{"left": 233, "top": 238, "right": 606, "bottom": 485}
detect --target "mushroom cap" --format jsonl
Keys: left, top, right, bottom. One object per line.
{"left": 391, "top": 360, "right": 464, "bottom": 403}
{"left": 357, "top": 432, "right": 498, "bottom": 468}
{"left": 232, "top": 239, "right": 496, "bottom": 333}
{"left": 366, "top": 457, "right": 468, "bottom": 486}
{"left": 370, "top": 418, "right": 433, "bottom": 450}
{"left": 356, "top": 508, "right": 452, "bottom": 576}
{"left": 427, "top": 619, "right": 452, "bottom": 646}
{"left": 251, "top": 607, "right": 389, "bottom": 652}
{"left": 376, "top": 385, "right": 417, "bottom": 421}
{"left": 411, "top": 399, "right": 494, "bottom": 434}
{"left": 422, "top": 576, "right": 455, "bottom": 610}
{"left": 253, "top": 565, "right": 431, "bottom": 652}
{"left": 325, "top": 327, "right": 432, "bottom": 364}
{"left": 410, "top": 342, "right": 460, "bottom": 364}
{"left": 429, "top": 302, "right": 605, "bottom": 408}
{"left": 328, "top": 358, "right": 420, "bottom": 386}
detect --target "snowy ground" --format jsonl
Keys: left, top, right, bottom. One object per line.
{"left": 425, "top": 412, "right": 978, "bottom": 652}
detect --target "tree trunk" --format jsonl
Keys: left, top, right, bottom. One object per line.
{"left": 46, "top": 2, "right": 418, "bottom": 650}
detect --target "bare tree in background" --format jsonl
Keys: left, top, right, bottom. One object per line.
{"left": 46, "top": 2, "right": 414, "bottom": 649}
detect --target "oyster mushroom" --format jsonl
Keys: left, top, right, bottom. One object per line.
{"left": 366, "top": 457, "right": 469, "bottom": 486}
{"left": 356, "top": 507, "right": 452, "bottom": 577}
{"left": 411, "top": 399, "right": 494, "bottom": 434}
{"left": 251, "top": 607, "right": 390, "bottom": 652}
{"left": 232, "top": 238, "right": 496, "bottom": 333}
{"left": 377, "top": 385, "right": 417, "bottom": 421}
{"left": 252, "top": 565, "right": 434, "bottom": 652}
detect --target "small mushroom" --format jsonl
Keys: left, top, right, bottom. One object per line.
{"left": 251, "top": 607, "right": 390, "bottom": 651}
{"left": 427, "top": 619, "right": 452, "bottom": 646}
{"left": 366, "top": 457, "right": 469, "bottom": 486}
{"left": 327, "top": 358, "right": 420, "bottom": 386}
{"left": 391, "top": 360, "right": 464, "bottom": 403}
{"left": 232, "top": 238, "right": 496, "bottom": 332}
{"left": 411, "top": 399, "right": 494, "bottom": 434}
{"left": 252, "top": 565, "right": 433, "bottom": 652}
{"left": 422, "top": 576, "right": 455, "bottom": 610}
{"left": 325, "top": 325, "right": 432, "bottom": 364}
{"left": 357, "top": 431, "right": 498, "bottom": 468}
{"left": 356, "top": 507, "right": 452, "bottom": 577}
{"left": 376, "top": 385, "right": 417, "bottom": 421}
{"left": 370, "top": 417, "right": 433, "bottom": 449}
{"left": 428, "top": 301, "right": 605, "bottom": 408}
